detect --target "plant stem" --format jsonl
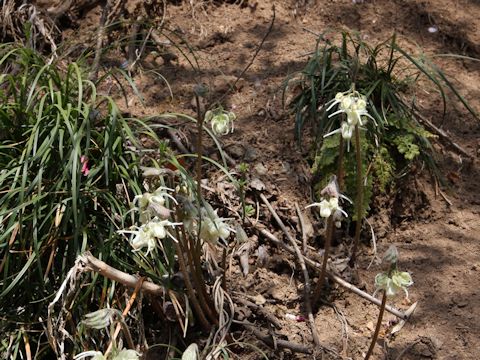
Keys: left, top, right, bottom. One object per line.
{"left": 221, "top": 247, "right": 227, "bottom": 290}
{"left": 173, "top": 240, "right": 211, "bottom": 332}
{"left": 364, "top": 291, "right": 387, "bottom": 360}
{"left": 174, "top": 211, "right": 218, "bottom": 326}
{"left": 194, "top": 93, "right": 203, "bottom": 200}
{"left": 312, "top": 216, "right": 333, "bottom": 306}
{"left": 190, "top": 91, "right": 219, "bottom": 326}
{"left": 184, "top": 229, "right": 218, "bottom": 325}
{"left": 337, "top": 135, "right": 345, "bottom": 192}
{"left": 350, "top": 124, "right": 363, "bottom": 266}
{"left": 119, "top": 320, "right": 136, "bottom": 351}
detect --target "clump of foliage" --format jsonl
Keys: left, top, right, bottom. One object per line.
{"left": 0, "top": 43, "right": 157, "bottom": 356}
{"left": 0, "top": 36, "right": 252, "bottom": 358}
{"left": 286, "top": 32, "right": 475, "bottom": 224}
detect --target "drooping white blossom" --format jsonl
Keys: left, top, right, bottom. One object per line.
{"left": 375, "top": 270, "right": 413, "bottom": 299}
{"left": 306, "top": 197, "right": 348, "bottom": 219}
{"left": 205, "top": 108, "right": 236, "bottom": 136}
{"left": 134, "top": 187, "right": 176, "bottom": 223}
{"left": 119, "top": 218, "right": 181, "bottom": 256}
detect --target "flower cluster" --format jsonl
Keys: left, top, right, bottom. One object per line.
{"left": 125, "top": 219, "right": 181, "bottom": 256}
{"left": 134, "top": 186, "right": 176, "bottom": 223}
{"left": 184, "top": 203, "right": 233, "bottom": 245}
{"left": 119, "top": 187, "right": 180, "bottom": 256}
{"left": 205, "top": 108, "right": 236, "bottom": 136}
{"left": 374, "top": 245, "right": 414, "bottom": 299}
{"left": 375, "top": 270, "right": 413, "bottom": 298}
{"left": 306, "top": 176, "right": 349, "bottom": 227}
{"left": 120, "top": 178, "right": 233, "bottom": 255}
{"left": 199, "top": 204, "right": 232, "bottom": 244}
{"left": 324, "top": 90, "right": 375, "bottom": 149}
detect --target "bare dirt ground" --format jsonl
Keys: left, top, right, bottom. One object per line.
{"left": 54, "top": 0, "right": 480, "bottom": 358}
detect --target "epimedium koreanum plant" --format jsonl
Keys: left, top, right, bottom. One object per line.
{"left": 45, "top": 128, "right": 240, "bottom": 358}
{"left": 374, "top": 245, "right": 413, "bottom": 299}
{"left": 286, "top": 31, "right": 478, "bottom": 267}
{"left": 324, "top": 86, "right": 375, "bottom": 264}
{"left": 76, "top": 158, "right": 237, "bottom": 358}
{"left": 364, "top": 245, "right": 413, "bottom": 360}
{"left": 115, "top": 164, "right": 236, "bottom": 335}
{"left": 306, "top": 176, "right": 350, "bottom": 305}
{"left": 306, "top": 175, "right": 350, "bottom": 228}
{"left": 119, "top": 181, "right": 233, "bottom": 255}
{"left": 118, "top": 187, "right": 182, "bottom": 256}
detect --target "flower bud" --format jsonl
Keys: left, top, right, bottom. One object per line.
{"left": 182, "top": 343, "right": 199, "bottom": 360}
{"left": 340, "top": 96, "right": 352, "bottom": 110}
{"left": 114, "top": 349, "right": 141, "bottom": 360}
{"left": 356, "top": 98, "right": 367, "bottom": 110}
{"left": 383, "top": 245, "right": 399, "bottom": 264}
{"left": 341, "top": 122, "right": 353, "bottom": 139}
{"left": 82, "top": 309, "right": 122, "bottom": 329}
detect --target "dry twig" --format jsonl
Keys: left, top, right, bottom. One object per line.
{"left": 81, "top": 252, "right": 164, "bottom": 295}
{"left": 234, "top": 297, "right": 282, "bottom": 329}
{"left": 89, "top": 0, "right": 112, "bottom": 81}
{"left": 241, "top": 322, "right": 312, "bottom": 355}
{"left": 415, "top": 110, "right": 472, "bottom": 159}
{"left": 294, "top": 202, "right": 308, "bottom": 254}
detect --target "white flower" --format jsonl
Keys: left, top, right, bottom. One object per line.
{"left": 129, "top": 226, "right": 157, "bottom": 255}
{"left": 74, "top": 351, "right": 106, "bottom": 360}
{"left": 329, "top": 92, "right": 372, "bottom": 127}
{"left": 340, "top": 96, "right": 353, "bottom": 111}
{"left": 325, "top": 91, "right": 348, "bottom": 112}
{"left": 205, "top": 108, "right": 236, "bottom": 136}
{"left": 120, "top": 219, "right": 181, "bottom": 256}
{"left": 113, "top": 349, "right": 141, "bottom": 360}
{"left": 134, "top": 187, "right": 176, "bottom": 222}
{"left": 306, "top": 196, "right": 347, "bottom": 219}
{"left": 324, "top": 89, "right": 376, "bottom": 149}
{"left": 375, "top": 270, "right": 413, "bottom": 298}
{"left": 149, "top": 220, "right": 169, "bottom": 239}
{"left": 199, "top": 204, "right": 233, "bottom": 244}
{"left": 340, "top": 122, "right": 353, "bottom": 140}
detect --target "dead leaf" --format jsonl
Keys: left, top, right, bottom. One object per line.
{"left": 250, "top": 177, "right": 266, "bottom": 191}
